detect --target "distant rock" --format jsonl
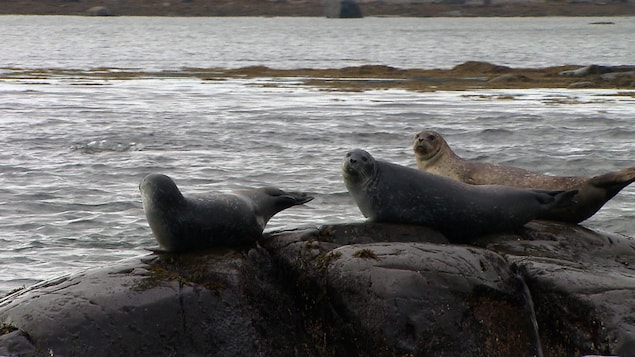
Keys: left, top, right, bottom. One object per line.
{"left": 601, "top": 70, "right": 634, "bottom": 81}
{"left": 324, "top": 0, "right": 363, "bottom": 18}
{"left": 559, "top": 64, "right": 635, "bottom": 77}
{"left": 568, "top": 81, "right": 596, "bottom": 88}
{"left": 489, "top": 73, "right": 531, "bottom": 82}
{"left": 2, "top": 221, "right": 635, "bottom": 356}
{"left": 559, "top": 65, "right": 635, "bottom": 87}
{"left": 86, "top": 6, "right": 113, "bottom": 16}
{"left": 603, "top": 71, "right": 634, "bottom": 88}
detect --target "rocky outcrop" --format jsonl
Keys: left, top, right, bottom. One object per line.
{"left": 559, "top": 64, "right": 635, "bottom": 77}
{"left": 2, "top": 221, "right": 635, "bottom": 356}
{"left": 324, "top": 0, "right": 363, "bottom": 18}
{"left": 86, "top": 6, "right": 113, "bottom": 16}
{"left": 560, "top": 64, "right": 635, "bottom": 88}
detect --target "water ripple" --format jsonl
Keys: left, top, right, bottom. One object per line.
{"left": 71, "top": 140, "right": 145, "bottom": 154}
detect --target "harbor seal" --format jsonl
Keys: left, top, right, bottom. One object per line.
{"left": 140, "top": 173, "right": 314, "bottom": 252}
{"left": 342, "top": 149, "right": 577, "bottom": 243}
{"left": 413, "top": 130, "right": 635, "bottom": 222}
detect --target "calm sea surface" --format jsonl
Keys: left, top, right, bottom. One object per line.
{"left": 0, "top": 15, "right": 634, "bottom": 296}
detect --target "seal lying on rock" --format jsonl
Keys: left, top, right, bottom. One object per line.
{"left": 413, "top": 130, "right": 635, "bottom": 223}
{"left": 140, "top": 173, "right": 313, "bottom": 252}
{"left": 342, "top": 149, "right": 577, "bottom": 243}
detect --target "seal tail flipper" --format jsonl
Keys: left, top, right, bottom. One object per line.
{"left": 534, "top": 189, "right": 579, "bottom": 209}
{"left": 588, "top": 166, "right": 635, "bottom": 199}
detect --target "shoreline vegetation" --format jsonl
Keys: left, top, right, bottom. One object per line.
{"left": 3, "top": 62, "right": 635, "bottom": 91}
{"left": 1, "top": 0, "right": 635, "bottom": 17}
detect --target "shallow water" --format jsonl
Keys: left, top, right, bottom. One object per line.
{"left": 0, "top": 16, "right": 634, "bottom": 296}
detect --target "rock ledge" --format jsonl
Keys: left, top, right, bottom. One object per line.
{"left": 2, "top": 221, "right": 635, "bottom": 356}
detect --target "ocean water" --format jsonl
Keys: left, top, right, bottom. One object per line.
{"left": 0, "top": 15, "right": 634, "bottom": 296}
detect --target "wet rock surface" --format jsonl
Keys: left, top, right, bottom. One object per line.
{"left": 482, "top": 221, "right": 635, "bottom": 356}
{"left": 2, "top": 221, "right": 635, "bottom": 356}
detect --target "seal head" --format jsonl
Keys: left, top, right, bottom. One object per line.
{"left": 413, "top": 130, "right": 447, "bottom": 167}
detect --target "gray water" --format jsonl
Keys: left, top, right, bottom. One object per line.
{"left": 0, "top": 16, "right": 634, "bottom": 296}
{"left": 3, "top": 15, "right": 635, "bottom": 70}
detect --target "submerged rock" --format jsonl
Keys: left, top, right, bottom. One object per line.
{"left": 1, "top": 222, "right": 635, "bottom": 356}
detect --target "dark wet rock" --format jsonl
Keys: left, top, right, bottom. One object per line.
{"left": 601, "top": 71, "right": 634, "bottom": 80}
{"left": 296, "top": 241, "right": 538, "bottom": 355}
{"left": 0, "top": 250, "right": 310, "bottom": 356}
{"left": 0, "top": 330, "right": 32, "bottom": 356}
{"left": 86, "top": 6, "right": 113, "bottom": 16}
{"left": 324, "top": 0, "right": 363, "bottom": 18}
{"left": 2, "top": 221, "right": 635, "bottom": 356}
{"left": 559, "top": 65, "right": 608, "bottom": 77}
{"left": 452, "top": 61, "right": 512, "bottom": 73}
{"left": 600, "top": 70, "right": 635, "bottom": 87}
{"left": 483, "top": 221, "right": 635, "bottom": 356}
{"left": 488, "top": 73, "right": 532, "bottom": 82}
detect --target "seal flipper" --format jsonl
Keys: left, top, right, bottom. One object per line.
{"left": 533, "top": 189, "right": 579, "bottom": 209}
{"left": 587, "top": 166, "right": 635, "bottom": 198}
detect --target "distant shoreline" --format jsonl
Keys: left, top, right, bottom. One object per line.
{"left": 3, "top": 62, "right": 634, "bottom": 91}
{"left": 2, "top": 0, "right": 635, "bottom": 17}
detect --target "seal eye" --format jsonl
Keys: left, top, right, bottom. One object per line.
{"left": 427, "top": 134, "right": 436, "bottom": 141}
{"left": 361, "top": 156, "right": 368, "bottom": 162}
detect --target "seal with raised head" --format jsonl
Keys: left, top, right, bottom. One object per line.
{"left": 413, "top": 130, "right": 635, "bottom": 222}
{"left": 140, "top": 173, "right": 314, "bottom": 252}
{"left": 342, "top": 149, "right": 577, "bottom": 243}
